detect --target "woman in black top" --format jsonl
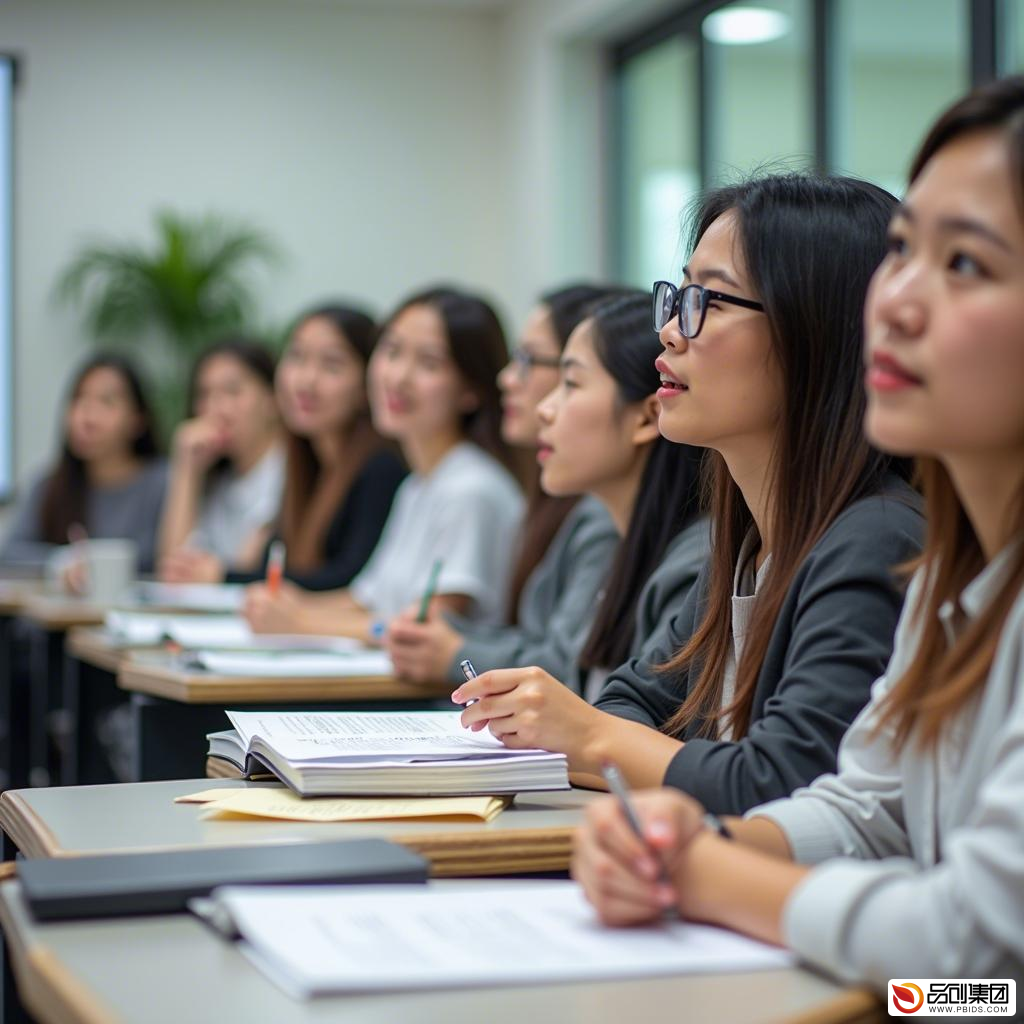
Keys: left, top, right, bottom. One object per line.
{"left": 453, "top": 173, "right": 924, "bottom": 814}
{"left": 230, "top": 304, "right": 405, "bottom": 590}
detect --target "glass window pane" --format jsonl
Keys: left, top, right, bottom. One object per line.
{"left": 703, "top": 0, "right": 812, "bottom": 184}
{"left": 616, "top": 35, "right": 699, "bottom": 288}
{"left": 831, "top": 0, "right": 966, "bottom": 194}
{"left": 998, "top": 0, "right": 1024, "bottom": 72}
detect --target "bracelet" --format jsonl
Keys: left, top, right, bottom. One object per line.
{"left": 703, "top": 811, "right": 734, "bottom": 840}
{"left": 369, "top": 619, "right": 387, "bottom": 642}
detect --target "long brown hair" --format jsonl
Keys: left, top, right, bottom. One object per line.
{"left": 874, "top": 76, "right": 1024, "bottom": 750}
{"left": 40, "top": 353, "right": 160, "bottom": 544}
{"left": 662, "top": 173, "right": 909, "bottom": 740}
{"left": 278, "top": 304, "right": 384, "bottom": 571}
{"left": 505, "top": 284, "right": 617, "bottom": 622}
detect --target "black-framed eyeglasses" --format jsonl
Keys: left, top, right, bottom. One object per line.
{"left": 509, "top": 347, "right": 562, "bottom": 380}
{"left": 652, "top": 280, "right": 765, "bottom": 339}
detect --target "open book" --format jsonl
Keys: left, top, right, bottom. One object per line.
{"left": 210, "top": 711, "right": 569, "bottom": 796}
{"left": 195, "top": 881, "right": 793, "bottom": 998}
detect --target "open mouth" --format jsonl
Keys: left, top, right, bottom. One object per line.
{"left": 659, "top": 375, "right": 688, "bottom": 392}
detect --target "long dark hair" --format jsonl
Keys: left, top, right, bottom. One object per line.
{"left": 662, "top": 173, "right": 911, "bottom": 740}
{"left": 578, "top": 292, "right": 704, "bottom": 670}
{"left": 187, "top": 335, "right": 276, "bottom": 416}
{"left": 875, "top": 76, "right": 1024, "bottom": 749}
{"left": 39, "top": 353, "right": 160, "bottom": 544}
{"left": 187, "top": 335, "right": 277, "bottom": 479}
{"left": 278, "top": 303, "right": 384, "bottom": 571}
{"left": 506, "top": 283, "right": 620, "bottom": 622}
{"left": 385, "top": 286, "right": 517, "bottom": 476}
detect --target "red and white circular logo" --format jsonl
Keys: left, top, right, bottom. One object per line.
{"left": 890, "top": 982, "right": 925, "bottom": 1014}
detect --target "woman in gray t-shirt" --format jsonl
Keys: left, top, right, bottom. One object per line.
{"left": 0, "top": 353, "right": 167, "bottom": 574}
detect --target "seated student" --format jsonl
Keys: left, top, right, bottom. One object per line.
{"left": 157, "top": 337, "right": 284, "bottom": 580}
{"left": 0, "top": 353, "right": 166, "bottom": 576}
{"left": 454, "top": 173, "right": 924, "bottom": 813}
{"left": 571, "top": 76, "right": 1024, "bottom": 990}
{"left": 386, "top": 283, "right": 622, "bottom": 685}
{"left": 244, "top": 286, "right": 525, "bottom": 641}
{"left": 226, "top": 305, "right": 405, "bottom": 590}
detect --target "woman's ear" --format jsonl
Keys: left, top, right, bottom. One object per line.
{"left": 629, "top": 394, "right": 662, "bottom": 447}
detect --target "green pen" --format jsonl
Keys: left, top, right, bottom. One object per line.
{"left": 416, "top": 559, "right": 444, "bottom": 622}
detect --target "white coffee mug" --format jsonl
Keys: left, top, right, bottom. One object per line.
{"left": 83, "top": 539, "right": 137, "bottom": 605}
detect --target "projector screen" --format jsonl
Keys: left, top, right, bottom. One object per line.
{"left": 0, "top": 57, "right": 13, "bottom": 501}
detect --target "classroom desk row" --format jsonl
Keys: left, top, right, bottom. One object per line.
{"left": 0, "top": 778, "right": 883, "bottom": 1024}
{"left": 0, "top": 586, "right": 453, "bottom": 789}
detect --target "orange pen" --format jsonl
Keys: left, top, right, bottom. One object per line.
{"left": 266, "top": 540, "right": 286, "bottom": 596}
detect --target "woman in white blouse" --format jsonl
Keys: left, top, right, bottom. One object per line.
{"left": 572, "top": 76, "right": 1024, "bottom": 990}
{"left": 244, "top": 286, "right": 524, "bottom": 641}
{"left": 158, "top": 338, "right": 283, "bottom": 577}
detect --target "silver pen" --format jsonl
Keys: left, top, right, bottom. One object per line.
{"left": 601, "top": 760, "right": 678, "bottom": 914}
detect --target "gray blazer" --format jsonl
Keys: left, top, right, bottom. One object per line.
{"left": 447, "top": 496, "right": 619, "bottom": 684}
{"left": 576, "top": 516, "right": 711, "bottom": 697}
{"left": 596, "top": 477, "right": 924, "bottom": 814}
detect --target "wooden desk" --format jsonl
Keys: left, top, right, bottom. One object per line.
{"left": 64, "top": 628, "right": 135, "bottom": 675}
{"left": 0, "top": 579, "right": 45, "bottom": 617}
{"left": 0, "top": 879, "right": 882, "bottom": 1024}
{"left": 19, "top": 595, "right": 106, "bottom": 631}
{"left": 118, "top": 650, "right": 451, "bottom": 704}
{"left": 0, "top": 778, "right": 593, "bottom": 877}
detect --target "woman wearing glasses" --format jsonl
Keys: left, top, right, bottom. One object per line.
{"left": 386, "top": 284, "right": 621, "bottom": 685}
{"left": 454, "top": 172, "right": 924, "bottom": 812}
{"left": 574, "top": 77, "right": 1024, "bottom": 992}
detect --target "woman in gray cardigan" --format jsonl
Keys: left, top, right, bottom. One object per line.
{"left": 573, "top": 77, "right": 1024, "bottom": 993}
{"left": 388, "top": 290, "right": 708, "bottom": 692}
{"left": 454, "top": 173, "right": 923, "bottom": 811}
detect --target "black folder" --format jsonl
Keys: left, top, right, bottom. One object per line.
{"left": 19, "top": 839, "right": 428, "bottom": 921}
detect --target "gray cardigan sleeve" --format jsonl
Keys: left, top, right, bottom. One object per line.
{"left": 751, "top": 573, "right": 1024, "bottom": 989}
{"left": 448, "top": 502, "right": 619, "bottom": 684}
{"left": 598, "top": 492, "right": 925, "bottom": 814}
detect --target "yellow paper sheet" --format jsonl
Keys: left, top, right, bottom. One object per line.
{"left": 174, "top": 787, "right": 508, "bottom": 823}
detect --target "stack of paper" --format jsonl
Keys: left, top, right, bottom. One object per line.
{"left": 106, "top": 612, "right": 251, "bottom": 647}
{"left": 198, "top": 882, "right": 794, "bottom": 998}
{"left": 128, "top": 582, "right": 247, "bottom": 613}
{"left": 174, "top": 787, "right": 509, "bottom": 823}
{"left": 211, "top": 710, "right": 569, "bottom": 796}
{"left": 189, "top": 649, "right": 393, "bottom": 677}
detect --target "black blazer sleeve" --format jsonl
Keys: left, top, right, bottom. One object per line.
{"left": 599, "top": 487, "right": 924, "bottom": 815}
{"left": 226, "top": 451, "right": 406, "bottom": 591}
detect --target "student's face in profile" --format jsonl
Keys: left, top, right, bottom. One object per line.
{"left": 864, "top": 129, "right": 1024, "bottom": 464}
{"left": 535, "top": 320, "right": 656, "bottom": 500}
{"left": 656, "top": 211, "right": 782, "bottom": 460}
{"left": 194, "top": 354, "right": 277, "bottom": 458}
{"left": 368, "top": 303, "right": 478, "bottom": 444}
{"left": 498, "top": 304, "right": 562, "bottom": 448}
{"left": 65, "top": 367, "right": 143, "bottom": 462}
{"left": 276, "top": 316, "right": 367, "bottom": 440}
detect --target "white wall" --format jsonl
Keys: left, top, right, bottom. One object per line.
{"left": 1, "top": 0, "right": 671, "bottom": 521}
{"left": 3, "top": 0, "right": 511, "bottom": 504}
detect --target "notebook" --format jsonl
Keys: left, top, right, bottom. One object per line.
{"left": 210, "top": 710, "right": 569, "bottom": 796}
{"left": 18, "top": 839, "right": 428, "bottom": 921}
{"left": 188, "top": 648, "right": 392, "bottom": 677}
{"left": 104, "top": 610, "right": 364, "bottom": 653}
{"left": 198, "top": 881, "right": 794, "bottom": 997}
{"left": 128, "top": 581, "right": 247, "bottom": 613}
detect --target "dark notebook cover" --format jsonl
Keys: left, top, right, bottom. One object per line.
{"left": 19, "top": 839, "right": 429, "bottom": 921}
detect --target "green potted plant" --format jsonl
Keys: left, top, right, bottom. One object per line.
{"left": 55, "top": 210, "right": 281, "bottom": 437}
